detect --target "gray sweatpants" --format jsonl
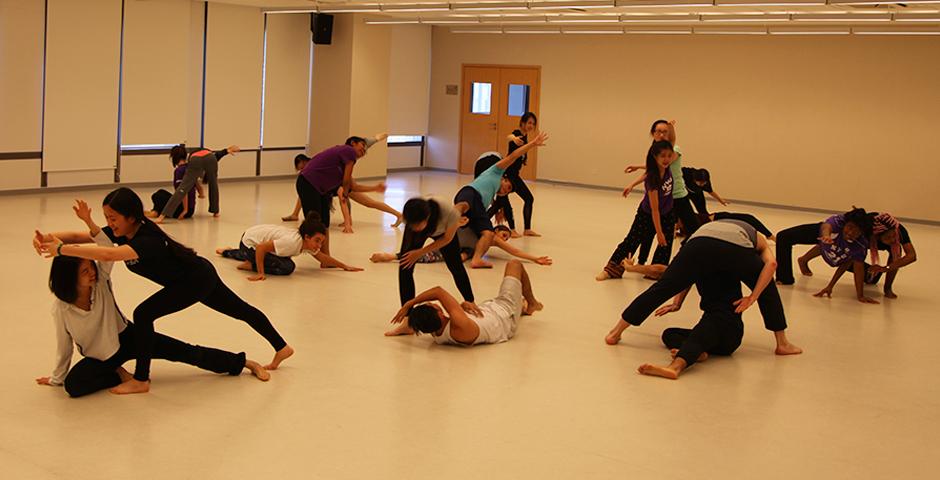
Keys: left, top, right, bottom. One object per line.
{"left": 161, "top": 152, "right": 220, "bottom": 216}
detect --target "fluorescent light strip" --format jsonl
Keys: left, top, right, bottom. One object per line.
{"left": 562, "top": 29, "right": 625, "bottom": 33}
{"left": 833, "top": 0, "right": 940, "bottom": 4}
{"left": 695, "top": 29, "right": 767, "bottom": 33}
{"left": 381, "top": 3, "right": 452, "bottom": 12}
{"left": 626, "top": 28, "right": 693, "bottom": 33}
{"left": 451, "top": 29, "right": 504, "bottom": 33}
{"left": 715, "top": 0, "right": 824, "bottom": 5}
{"left": 547, "top": 16, "right": 621, "bottom": 23}
{"left": 365, "top": 20, "right": 422, "bottom": 24}
{"left": 529, "top": 1, "right": 617, "bottom": 9}
{"left": 452, "top": 2, "right": 530, "bottom": 11}
{"left": 505, "top": 29, "right": 563, "bottom": 33}
{"left": 701, "top": 14, "right": 791, "bottom": 21}
{"left": 854, "top": 31, "right": 940, "bottom": 34}
{"left": 769, "top": 30, "right": 850, "bottom": 34}
{"left": 616, "top": 0, "right": 715, "bottom": 7}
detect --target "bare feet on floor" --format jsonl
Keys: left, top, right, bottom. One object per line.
{"left": 510, "top": 230, "right": 522, "bottom": 239}
{"left": 523, "top": 300, "right": 544, "bottom": 316}
{"left": 116, "top": 367, "right": 133, "bottom": 383}
{"left": 370, "top": 252, "right": 396, "bottom": 263}
{"left": 245, "top": 360, "right": 270, "bottom": 381}
{"left": 236, "top": 261, "right": 253, "bottom": 271}
{"left": 798, "top": 256, "right": 813, "bottom": 276}
{"left": 153, "top": 215, "right": 166, "bottom": 224}
{"left": 281, "top": 215, "right": 299, "bottom": 222}
{"left": 265, "top": 345, "right": 294, "bottom": 370}
{"left": 213, "top": 213, "right": 220, "bottom": 218}
{"left": 670, "top": 348, "right": 708, "bottom": 363}
{"left": 605, "top": 328, "right": 623, "bottom": 345}
{"left": 109, "top": 378, "right": 150, "bottom": 395}
{"left": 775, "top": 343, "right": 803, "bottom": 355}
{"left": 884, "top": 289, "right": 898, "bottom": 299}
{"left": 384, "top": 323, "right": 415, "bottom": 336}
{"left": 595, "top": 270, "right": 611, "bottom": 281}
{"left": 470, "top": 259, "right": 493, "bottom": 269}
{"left": 637, "top": 363, "right": 679, "bottom": 380}
{"left": 216, "top": 247, "right": 233, "bottom": 256}
{"left": 523, "top": 230, "right": 541, "bottom": 237}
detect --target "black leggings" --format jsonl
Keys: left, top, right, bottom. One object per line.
{"left": 774, "top": 222, "right": 821, "bottom": 284}
{"left": 64, "top": 325, "right": 245, "bottom": 398}
{"left": 661, "top": 312, "right": 744, "bottom": 368}
{"left": 713, "top": 212, "right": 774, "bottom": 238}
{"left": 688, "top": 190, "right": 709, "bottom": 216}
{"left": 494, "top": 174, "right": 534, "bottom": 231}
{"left": 638, "top": 196, "right": 700, "bottom": 263}
{"left": 131, "top": 258, "right": 286, "bottom": 381}
{"left": 222, "top": 241, "right": 297, "bottom": 275}
{"left": 607, "top": 209, "right": 677, "bottom": 270}
{"left": 296, "top": 175, "right": 333, "bottom": 226}
{"left": 398, "top": 228, "right": 474, "bottom": 305}
{"left": 621, "top": 237, "right": 787, "bottom": 332}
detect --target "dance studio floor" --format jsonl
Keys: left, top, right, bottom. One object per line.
{"left": 2, "top": 170, "right": 938, "bottom": 479}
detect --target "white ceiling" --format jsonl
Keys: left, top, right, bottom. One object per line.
{"left": 211, "top": 1, "right": 940, "bottom": 34}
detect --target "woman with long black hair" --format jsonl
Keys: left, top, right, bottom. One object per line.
{"left": 36, "top": 188, "right": 292, "bottom": 394}
{"left": 495, "top": 112, "right": 540, "bottom": 237}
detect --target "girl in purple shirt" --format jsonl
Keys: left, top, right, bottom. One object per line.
{"left": 597, "top": 140, "right": 677, "bottom": 280}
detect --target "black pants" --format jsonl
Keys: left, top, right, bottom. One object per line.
{"left": 222, "top": 241, "right": 297, "bottom": 275}
{"left": 151, "top": 189, "right": 193, "bottom": 219}
{"left": 64, "top": 325, "right": 245, "bottom": 398}
{"left": 621, "top": 237, "right": 787, "bottom": 332}
{"left": 398, "top": 228, "right": 474, "bottom": 305}
{"left": 494, "top": 174, "right": 534, "bottom": 231}
{"left": 162, "top": 153, "right": 221, "bottom": 216}
{"left": 608, "top": 209, "right": 677, "bottom": 271}
{"left": 131, "top": 258, "right": 286, "bottom": 381}
{"left": 713, "top": 212, "right": 774, "bottom": 238}
{"left": 296, "top": 175, "right": 333, "bottom": 226}
{"left": 662, "top": 313, "right": 743, "bottom": 368}
{"left": 688, "top": 190, "right": 709, "bottom": 216}
{"left": 637, "top": 198, "right": 697, "bottom": 265}
{"left": 774, "top": 222, "right": 821, "bottom": 284}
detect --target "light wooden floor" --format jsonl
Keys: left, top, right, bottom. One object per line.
{"left": 2, "top": 171, "right": 938, "bottom": 479}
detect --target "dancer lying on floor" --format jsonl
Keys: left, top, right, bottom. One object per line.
{"left": 385, "top": 260, "right": 543, "bottom": 345}
{"left": 370, "top": 224, "right": 552, "bottom": 266}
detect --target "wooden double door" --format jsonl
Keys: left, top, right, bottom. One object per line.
{"left": 459, "top": 65, "right": 541, "bottom": 180}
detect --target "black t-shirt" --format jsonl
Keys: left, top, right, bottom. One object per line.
{"left": 683, "top": 167, "right": 712, "bottom": 195}
{"left": 505, "top": 129, "right": 527, "bottom": 177}
{"left": 877, "top": 224, "right": 911, "bottom": 251}
{"left": 103, "top": 225, "right": 204, "bottom": 286}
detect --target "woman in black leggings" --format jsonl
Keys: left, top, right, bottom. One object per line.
{"left": 605, "top": 220, "right": 802, "bottom": 379}
{"left": 493, "top": 112, "right": 539, "bottom": 237}
{"left": 398, "top": 197, "right": 481, "bottom": 315}
{"left": 41, "top": 188, "right": 291, "bottom": 395}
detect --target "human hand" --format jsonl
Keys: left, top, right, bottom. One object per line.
{"left": 39, "top": 236, "right": 64, "bottom": 258}
{"left": 461, "top": 301, "right": 483, "bottom": 317}
{"left": 529, "top": 132, "right": 548, "bottom": 147}
{"left": 655, "top": 303, "right": 680, "bottom": 317}
{"left": 36, "top": 376, "right": 53, "bottom": 386}
{"left": 375, "top": 182, "right": 387, "bottom": 193}
{"left": 622, "top": 186, "right": 633, "bottom": 197}
{"left": 73, "top": 199, "right": 94, "bottom": 224}
{"left": 813, "top": 287, "right": 832, "bottom": 298}
{"left": 400, "top": 249, "right": 425, "bottom": 269}
{"left": 536, "top": 256, "right": 553, "bottom": 266}
{"left": 342, "top": 265, "right": 364, "bottom": 272}
{"left": 227, "top": 145, "right": 241, "bottom": 154}
{"left": 858, "top": 296, "right": 880, "bottom": 304}
{"left": 733, "top": 295, "right": 756, "bottom": 314}
{"left": 624, "top": 166, "right": 642, "bottom": 173}
{"left": 33, "top": 230, "right": 49, "bottom": 255}
{"left": 247, "top": 274, "right": 266, "bottom": 282}
{"left": 512, "top": 136, "right": 524, "bottom": 147}
{"left": 391, "top": 303, "right": 413, "bottom": 324}
{"left": 868, "top": 265, "right": 889, "bottom": 274}
{"left": 656, "top": 232, "right": 667, "bottom": 247}
{"left": 818, "top": 236, "right": 834, "bottom": 245}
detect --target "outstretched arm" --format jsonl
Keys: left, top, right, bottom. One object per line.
{"left": 492, "top": 236, "right": 552, "bottom": 265}
{"left": 734, "top": 235, "right": 778, "bottom": 313}
{"left": 708, "top": 190, "right": 729, "bottom": 206}
{"left": 400, "top": 222, "right": 460, "bottom": 269}
{"left": 494, "top": 132, "right": 548, "bottom": 170}
{"left": 814, "top": 261, "right": 851, "bottom": 298}
{"left": 313, "top": 251, "right": 363, "bottom": 272}
{"left": 622, "top": 174, "right": 647, "bottom": 197}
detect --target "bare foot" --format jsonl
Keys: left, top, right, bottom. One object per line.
{"left": 384, "top": 323, "right": 415, "bottom": 336}
{"left": 144, "top": 211, "right": 158, "bottom": 218}
{"left": 605, "top": 329, "right": 622, "bottom": 345}
{"left": 669, "top": 349, "right": 707, "bottom": 363}
{"left": 153, "top": 215, "right": 166, "bottom": 224}
{"left": 523, "top": 300, "right": 544, "bottom": 316}
{"left": 236, "top": 261, "right": 253, "bottom": 271}
{"left": 797, "top": 256, "right": 813, "bottom": 276}
{"left": 523, "top": 230, "right": 541, "bottom": 237}
{"left": 884, "top": 290, "right": 898, "bottom": 299}
{"left": 244, "top": 360, "right": 270, "bottom": 381}
{"left": 116, "top": 367, "right": 133, "bottom": 383}
{"left": 265, "top": 345, "right": 294, "bottom": 370}
{"left": 320, "top": 264, "right": 338, "bottom": 269}
{"left": 281, "top": 215, "right": 299, "bottom": 222}
{"left": 342, "top": 225, "right": 354, "bottom": 234}
{"left": 596, "top": 270, "right": 611, "bottom": 281}
{"left": 775, "top": 343, "right": 803, "bottom": 356}
{"left": 216, "top": 247, "right": 233, "bottom": 256}
{"left": 509, "top": 230, "right": 522, "bottom": 239}
{"left": 109, "top": 378, "right": 150, "bottom": 395}
{"left": 637, "top": 363, "right": 679, "bottom": 380}
{"left": 213, "top": 213, "right": 220, "bottom": 218}
{"left": 391, "top": 215, "right": 403, "bottom": 228}
{"left": 370, "top": 252, "right": 396, "bottom": 263}
{"left": 470, "top": 259, "right": 493, "bottom": 269}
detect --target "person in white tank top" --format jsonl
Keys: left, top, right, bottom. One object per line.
{"left": 385, "top": 260, "right": 544, "bottom": 345}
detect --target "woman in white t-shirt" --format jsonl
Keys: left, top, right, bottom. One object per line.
{"left": 35, "top": 201, "right": 270, "bottom": 397}
{"left": 217, "top": 212, "right": 363, "bottom": 281}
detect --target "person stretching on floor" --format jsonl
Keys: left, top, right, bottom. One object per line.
{"left": 605, "top": 219, "right": 802, "bottom": 380}
{"left": 455, "top": 133, "right": 548, "bottom": 269}
{"left": 216, "top": 212, "right": 363, "bottom": 281}
{"left": 155, "top": 143, "right": 238, "bottom": 223}
{"left": 34, "top": 200, "right": 270, "bottom": 397}
{"left": 371, "top": 224, "right": 552, "bottom": 266}
{"left": 385, "top": 260, "right": 543, "bottom": 345}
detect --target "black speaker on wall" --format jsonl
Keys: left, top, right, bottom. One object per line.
{"left": 311, "top": 13, "right": 334, "bottom": 45}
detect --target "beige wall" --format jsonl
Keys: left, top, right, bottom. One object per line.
{"left": 429, "top": 29, "right": 940, "bottom": 222}
{"left": 388, "top": 25, "right": 432, "bottom": 136}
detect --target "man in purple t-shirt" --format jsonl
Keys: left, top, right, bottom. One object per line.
{"left": 295, "top": 136, "right": 387, "bottom": 255}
